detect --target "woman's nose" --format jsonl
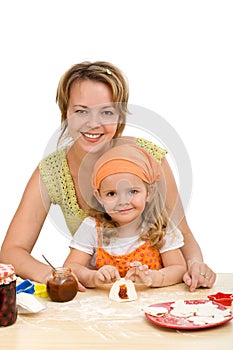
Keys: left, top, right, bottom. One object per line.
{"left": 84, "top": 110, "right": 102, "bottom": 128}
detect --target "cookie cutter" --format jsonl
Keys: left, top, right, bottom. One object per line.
{"left": 16, "top": 279, "right": 35, "bottom": 294}
{"left": 208, "top": 292, "right": 233, "bottom": 306}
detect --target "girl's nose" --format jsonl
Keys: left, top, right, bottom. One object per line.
{"left": 117, "top": 192, "right": 130, "bottom": 206}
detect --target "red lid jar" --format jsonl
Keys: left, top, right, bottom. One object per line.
{"left": 47, "top": 267, "right": 78, "bottom": 302}
{"left": 0, "top": 263, "right": 17, "bottom": 327}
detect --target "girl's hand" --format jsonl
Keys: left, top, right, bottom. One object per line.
{"left": 125, "top": 261, "right": 153, "bottom": 286}
{"left": 77, "top": 281, "right": 86, "bottom": 292}
{"left": 94, "top": 265, "right": 121, "bottom": 285}
{"left": 72, "top": 273, "right": 86, "bottom": 292}
{"left": 183, "top": 261, "right": 216, "bottom": 292}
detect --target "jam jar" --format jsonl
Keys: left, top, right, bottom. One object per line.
{"left": 0, "top": 263, "right": 17, "bottom": 327}
{"left": 47, "top": 267, "right": 78, "bottom": 302}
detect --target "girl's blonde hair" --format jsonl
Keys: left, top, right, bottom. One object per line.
{"left": 56, "top": 61, "right": 129, "bottom": 145}
{"left": 89, "top": 182, "right": 168, "bottom": 249}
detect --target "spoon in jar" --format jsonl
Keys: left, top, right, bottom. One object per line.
{"left": 42, "top": 254, "right": 56, "bottom": 271}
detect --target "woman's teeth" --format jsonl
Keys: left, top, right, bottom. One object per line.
{"left": 83, "top": 133, "right": 101, "bottom": 139}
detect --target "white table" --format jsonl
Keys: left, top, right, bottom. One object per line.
{"left": 0, "top": 273, "right": 232, "bottom": 350}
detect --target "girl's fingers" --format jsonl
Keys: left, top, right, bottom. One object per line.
{"left": 138, "top": 264, "right": 149, "bottom": 271}
{"left": 129, "top": 261, "right": 142, "bottom": 267}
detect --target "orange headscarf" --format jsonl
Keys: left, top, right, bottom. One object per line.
{"left": 92, "top": 144, "right": 161, "bottom": 190}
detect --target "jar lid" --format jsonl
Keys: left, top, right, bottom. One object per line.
{"left": 0, "top": 263, "right": 17, "bottom": 285}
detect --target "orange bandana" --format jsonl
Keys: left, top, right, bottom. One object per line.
{"left": 92, "top": 144, "right": 161, "bottom": 190}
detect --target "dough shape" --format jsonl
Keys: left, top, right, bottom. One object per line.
{"left": 109, "top": 278, "right": 137, "bottom": 302}
{"left": 170, "top": 300, "right": 231, "bottom": 324}
{"left": 143, "top": 306, "right": 168, "bottom": 316}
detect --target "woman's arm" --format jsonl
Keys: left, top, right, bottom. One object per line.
{"left": 160, "top": 157, "right": 216, "bottom": 290}
{"left": 0, "top": 167, "right": 52, "bottom": 283}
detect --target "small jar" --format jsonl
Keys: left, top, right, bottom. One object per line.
{"left": 0, "top": 263, "right": 17, "bottom": 327}
{"left": 46, "top": 267, "right": 78, "bottom": 302}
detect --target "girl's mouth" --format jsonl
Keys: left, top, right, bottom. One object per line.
{"left": 118, "top": 208, "right": 133, "bottom": 214}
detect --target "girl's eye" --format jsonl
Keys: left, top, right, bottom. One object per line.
{"left": 106, "top": 191, "right": 116, "bottom": 197}
{"left": 129, "top": 189, "right": 138, "bottom": 195}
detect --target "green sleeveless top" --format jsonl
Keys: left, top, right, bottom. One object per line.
{"left": 39, "top": 138, "right": 167, "bottom": 235}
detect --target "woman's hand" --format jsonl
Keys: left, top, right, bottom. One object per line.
{"left": 94, "top": 265, "right": 121, "bottom": 286}
{"left": 125, "top": 261, "right": 153, "bottom": 286}
{"left": 183, "top": 261, "right": 216, "bottom": 292}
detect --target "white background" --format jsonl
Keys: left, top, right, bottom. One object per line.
{"left": 0, "top": 0, "right": 232, "bottom": 271}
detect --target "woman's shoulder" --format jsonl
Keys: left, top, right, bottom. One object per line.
{"left": 39, "top": 147, "right": 66, "bottom": 166}
{"left": 136, "top": 137, "right": 167, "bottom": 162}
{"left": 38, "top": 147, "right": 67, "bottom": 190}
{"left": 39, "top": 147, "right": 67, "bottom": 176}
{"left": 118, "top": 136, "right": 167, "bottom": 163}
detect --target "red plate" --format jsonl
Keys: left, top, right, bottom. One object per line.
{"left": 145, "top": 300, "right": 233, "bottom": 330}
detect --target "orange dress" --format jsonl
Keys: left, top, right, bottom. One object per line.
{"left": 95, "top": 219, "right": 163, "bottom": 277}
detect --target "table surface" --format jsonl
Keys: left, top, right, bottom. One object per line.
{"left": 1, "top": 273, "right": 233, "bottom": 350}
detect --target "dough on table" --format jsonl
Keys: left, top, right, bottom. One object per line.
{"left": 109, "top": 278, "right": 137, "bottom": 302}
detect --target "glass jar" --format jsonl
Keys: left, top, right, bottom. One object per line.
{"left": 46, "top": 267, "right": 78, "bottom": 302}
{"left": 0, "top": 263, "right": 17, "bottom": 327}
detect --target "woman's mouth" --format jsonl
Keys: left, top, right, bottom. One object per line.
{"left": 81, "top": 132, "right": 104, "bottom": 141}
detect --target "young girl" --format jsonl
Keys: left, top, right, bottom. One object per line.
{"left": 64, "top": 144, "right": 186, "bottom": 288}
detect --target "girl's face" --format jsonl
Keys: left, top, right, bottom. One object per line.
{"left": 67, "top": 80, "right": 120, "bottom": 154}
{"left": 95, "top": 173, "right": 149, "bottom": 226}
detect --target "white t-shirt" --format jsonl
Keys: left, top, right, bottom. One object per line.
{"left": 70, "top": 217, "right": 184, "bottom": 269}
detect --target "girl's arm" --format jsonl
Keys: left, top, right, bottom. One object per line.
{"left": 126, "top": 248, "right": 186, "bottom": 287}
{"left": 64, "top": 248, "right": 96, "bottom": 288}
{"left": 64, "top": 248, "right": 120, "bottom": 288}
{"left": 160, "top": 157, "right": 216, "bottom": 290}
{"left": 0, "top": 167, "right": 52, "bottom": 283}
{"left": 150, "top": 248, "right": 187, "bottom": 287}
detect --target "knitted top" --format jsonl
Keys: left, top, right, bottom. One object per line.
{"left": 39, "top": 138, "right": 167, "bottom": 235}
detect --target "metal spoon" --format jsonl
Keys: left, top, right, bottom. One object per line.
{"left": 42, "top": 254, "right": 56, "bottom": 271}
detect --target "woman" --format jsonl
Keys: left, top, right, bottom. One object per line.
{"left": 0, "top": 61, "right": 215, "bottom": 291}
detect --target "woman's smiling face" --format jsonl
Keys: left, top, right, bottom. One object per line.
{"left": 67, "top": 80, "right": 120, "bottom": 154}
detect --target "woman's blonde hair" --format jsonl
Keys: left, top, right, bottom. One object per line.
{"left": 56, "top": 61, "right": 129, "bottom": 144}
{"left": 89, "top": 182, "right": 168, "bottom": 249}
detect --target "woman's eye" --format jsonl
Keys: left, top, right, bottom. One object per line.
{"left": 102, "top": 110, "right": 118, "bottom": 119}
{"left": 103, "top": 110, "right": 113, "bottom": 116}
{"left": 75, "top": 109, "right": 87, "bottom": 115}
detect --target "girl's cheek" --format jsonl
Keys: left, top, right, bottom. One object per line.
{"left": 102, "top": 201, "right": 115, "bottom": 211}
